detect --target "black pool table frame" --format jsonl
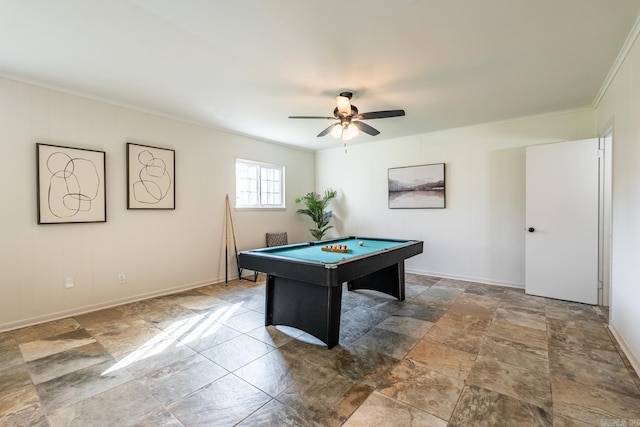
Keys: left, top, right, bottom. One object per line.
{"left": 237, "top": 236, "right": 423, "bottom": 348}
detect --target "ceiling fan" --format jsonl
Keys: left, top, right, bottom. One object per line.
{"left": 288, "top": 92, "right": 405, "bottom": 141}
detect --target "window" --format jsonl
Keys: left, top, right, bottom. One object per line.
{"left": 235, "top": 159, "right": 285, "bottom": 208}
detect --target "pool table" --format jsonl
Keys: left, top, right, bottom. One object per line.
{"left": 237, "top": 236, "right": 423, "bottom": 348}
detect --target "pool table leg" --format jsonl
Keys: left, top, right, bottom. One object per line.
{"left": 325, "top": 285, "right": 342, "bottom": 349}
{"left": 347, "top": 262, "right": 406, "bottom": 301}
{"left": 264, "top": 274, "right": 343, "bottom": 349}
{"left": 265, "top": 274, "right": 275, "bottom": 326}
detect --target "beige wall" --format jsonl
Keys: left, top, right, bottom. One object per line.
{"left": 0, "top": 77, "right": 315, "bottom": 331}
{"left": 595, "top": 29, "right": 640, "bottom": 374}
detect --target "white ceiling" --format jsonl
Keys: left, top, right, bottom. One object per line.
{"left": 2, "top": 1, "right": 640, "bottom": 151}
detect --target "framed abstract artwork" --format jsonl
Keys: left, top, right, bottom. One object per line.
{"left": 127, "top": 142, "right": 175, "bottom": 209}
{"left": 36, "top": 143, "right": 107, "bottom": 224}
{"left": 388, "top": 163, "right": 446, "bottom": 209}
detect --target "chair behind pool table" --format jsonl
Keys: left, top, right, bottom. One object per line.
{"left": 239, "top": 232, "right": 289, "bottom": 281}
{"left": 266, "top": 232, "right": 288, "bottom": 247}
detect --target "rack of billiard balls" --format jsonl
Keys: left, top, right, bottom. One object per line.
{"left": 321, "top": 244, "right": 349, "bottom": 253}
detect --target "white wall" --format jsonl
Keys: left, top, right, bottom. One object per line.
{"left": 0, "top": 77, "right": 315, "bottom": 331}
{"left": 595, "top": 29, "right": 640, "bottom": 374}
{"left": 316, "top": 110, "right": 595, "bottom": 287}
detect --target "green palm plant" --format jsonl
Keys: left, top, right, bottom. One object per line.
{"left": 294, "top": 189, "right": 338, "bottom": 240}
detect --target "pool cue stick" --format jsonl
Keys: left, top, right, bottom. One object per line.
{"left": 225, "top": 195, "right": 241, "bottom": 279}
{"left": 224, "top": 195, "right": 229, "bottom": 284}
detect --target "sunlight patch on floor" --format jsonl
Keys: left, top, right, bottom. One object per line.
{"left": 101, "top": 302, "right": 244, "bottom": 375}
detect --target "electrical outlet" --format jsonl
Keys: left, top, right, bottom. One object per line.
{"left": 64, "top": 277, "right": 74, "bottom": 289}
{"left": 117, "top": 273, "right": 127, "bottom": 284}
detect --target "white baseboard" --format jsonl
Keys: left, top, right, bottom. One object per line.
{"left": 0, "top": 276, "right": 231, "bottom": 334}
{"left": 406, "top": 268, "right": 525, "bottom": 289}
{"left": 608, "top": 323, "right": 640, "bottom": 377}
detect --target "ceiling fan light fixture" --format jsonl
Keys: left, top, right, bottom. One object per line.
{"left": 336, "top": 95, "right": 351, "bottom": 116}
{"left": 346, "top": 122, "right": 359, "bottom": 139}
{"left": 330, "top": 123, "right": 343, "bottom": 139}
{"left": 335, "top": 122, "right": 359, "bottom": 152}
{"left": 330, "top": 122, "right": 360, "bottom": 141}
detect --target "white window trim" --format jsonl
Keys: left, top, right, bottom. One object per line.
{"left": 235, "top": 158, "right": 285, "bottom": 209}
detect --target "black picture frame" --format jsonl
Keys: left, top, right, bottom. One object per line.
{"left": 127, "top": 142, "right": 175, "bottom": 209}
{"left": 36, "top": 143, "right": 107, "bottom": 224}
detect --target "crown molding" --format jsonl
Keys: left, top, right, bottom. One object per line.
{"left": 592, "top": 13, "right": 640, "bottom": 108}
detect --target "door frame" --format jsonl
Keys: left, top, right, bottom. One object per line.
{"left": 598, "top": 121, "right": 614, "bottom": 308}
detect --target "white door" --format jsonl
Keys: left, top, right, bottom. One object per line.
{"left": 525, "top": 139, "right": 599, "bottom": 304}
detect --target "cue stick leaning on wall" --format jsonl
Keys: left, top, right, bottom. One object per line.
{"left": 227, "top": 194, "right": 258, "bottom": 282}
{"left": 226, "top": 194, "right": 240, "bottom": 279}
{"left": 224, "top": 195, "right": 229, "bottom": 283}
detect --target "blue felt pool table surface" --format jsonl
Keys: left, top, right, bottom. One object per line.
{"left": 252, "top": 237, "right": 408, "bottom": 264}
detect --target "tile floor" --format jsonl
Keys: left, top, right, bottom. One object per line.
{"left": 1, "top": 274, "right": 640, "bottom": 426}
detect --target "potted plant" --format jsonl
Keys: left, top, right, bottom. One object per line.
{"left": 295, "top": 189, "right": 338, "bottom": 240}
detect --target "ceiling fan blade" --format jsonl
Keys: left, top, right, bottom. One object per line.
{"left": 353, "top": 121, "right": 380, "bottom": 136}
{"left": 289, "top": 115, "right": 335, "bottom": 119}
{"left": 356, "top": 110, "right": 405, "bottom": 120}
{"left": 317, "top": 123, "right": 339, "bottom": 137}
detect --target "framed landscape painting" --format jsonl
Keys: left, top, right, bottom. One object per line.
{"left": 388, "top": 163, "right": 445, "bottom": 209}
{"left": 36, "top": 143, "right": 107, "bottom": 224}
{"left": 127, "top": 143, "right": 175, "bottom": 209}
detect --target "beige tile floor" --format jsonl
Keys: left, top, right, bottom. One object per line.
{"left": 1, "top": 273, "right": 640, "bottom": 426}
